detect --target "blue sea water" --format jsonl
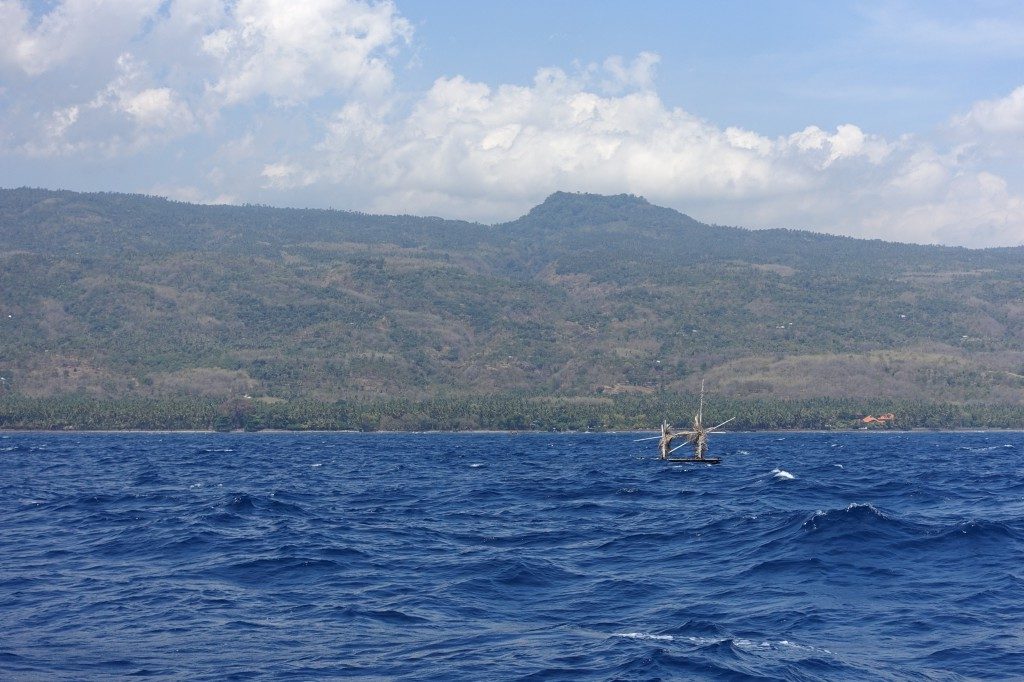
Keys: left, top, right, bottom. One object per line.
{"left": 1, "top": 431, "right": 1023, "bottom": 680}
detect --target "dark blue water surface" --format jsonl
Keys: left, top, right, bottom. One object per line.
{"left": 2, "top": 431, "right": 1023, "bottom": 680}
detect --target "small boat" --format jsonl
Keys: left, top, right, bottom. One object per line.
{"left": 635, "top": 381, "right": 732, "bottom": 463}
{"left": 666, "top": 457, "right": 721, "bottom": 464}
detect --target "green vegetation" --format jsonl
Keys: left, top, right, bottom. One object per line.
{"left": 1, "top": 395, "right": 1020, "bottom": 432}
{"left": 1, "top": 187, "right": 1022, "bottom": 429}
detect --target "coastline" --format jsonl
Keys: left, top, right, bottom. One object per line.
{"left": 3, "top": 427, "right": 1022, "bottom": 435}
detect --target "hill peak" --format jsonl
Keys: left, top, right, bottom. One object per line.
{"left": 528, "top": 191, "right": 651, "bottom": 219}
{"left": 504, "top": 191, "right": 698, "bottom": 232}
{"left": 541, "top": 191, "right": 650, "bottom": 208}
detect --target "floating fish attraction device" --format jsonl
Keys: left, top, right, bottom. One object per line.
{"left": 636, "top": 381, "right": 733, "bottom": 463}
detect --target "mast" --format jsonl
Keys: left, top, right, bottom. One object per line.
{"left": 697, "top": 379, "right": 705, "bottom": 428}
{"left": 643, "top": 380, "right": 733, "bottom": 462}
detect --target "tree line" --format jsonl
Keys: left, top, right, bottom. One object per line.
{"left": 1, "top": 395, "right": 1021, "bottom": 432}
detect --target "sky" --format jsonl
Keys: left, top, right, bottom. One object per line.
{"left": 2, "top": 1, "right": 1024, "bottom": 247}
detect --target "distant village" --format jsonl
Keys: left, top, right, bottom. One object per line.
{"left": 860, "top": 413, "right": 895, "bottom": 426}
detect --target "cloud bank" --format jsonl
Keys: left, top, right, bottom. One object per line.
{"left": 1, "top": 0, "right": 1022, "bottom": 247}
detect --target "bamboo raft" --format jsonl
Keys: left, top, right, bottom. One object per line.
{"left": 666, "top": 457, "right": 721, "bottom": 464}
{"left": 635, "top": 381, "right": 732, "bottom": 463}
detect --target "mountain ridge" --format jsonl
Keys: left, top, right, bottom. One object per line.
{"left": 1, "top": 186, "right": 1022, "bottom": 404}
{"left": 6, "top": 185, "right": 1021, "bottom": 253}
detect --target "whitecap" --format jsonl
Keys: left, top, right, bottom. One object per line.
{"left": 686, "top": 636, "right": 724, "bottom": 646}
{"left": 833, "top": 464, "right": 844, "bottom": 468}
{"left": 614, "top": 632, "right": 673, "bottom": 641}
{"left": 771, "top": 468, "right": 795, "bottom": 480}
{"left": 681, "top": 635, "right": 832, "bottom": 654}
{"left": 734, "top": 638, "right": 834, "bottom": 655}
{"left": 776, "top": 639, "right": 833, "bottom": 654}
{"left": 189, "top": 482, "right": 203, "bottom": 489}
{"left": 311, "top": 463, "right": 323, "bottom": 468}
{"left": 469, "top": 463, "right": 484, "bottom": 468}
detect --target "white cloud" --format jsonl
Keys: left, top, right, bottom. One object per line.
{"left": 2, "top": 0, "right": 410, "bottom": 158}
{"left": 0, "top": 0, "right": 162, "bottom": 76}
{"left": 91, "top": 55, "right": 197, "bottom": 134}
{"left": 309, "top": 59, "right": 808, "bottom": 217}
{"left": 17, "top": 52, "right": 198, "bottom": 157}
{"left": 784, "top": 124, "right": 892, "bottom": 167}
{"left": 284, "top": 60, "right": 1020, "bottom": 247}
{"left": 299, "top": 59, "right": 917, "bottom": 231}
{"left": 201, "top": 0, "right": 412, "bottom": 105}
{"left": 0, "top": 1, "right": 1022, "bottom": 248}
{"left": 260, "top": 162, "right": 318, "bottom": 188}
{"left": 120, "top": 88, "right": 192, "bottom": 130}
{"left": 600, "top": 51, "right": 660, "bottom": 93}
{"left": 954, "top": 85, "right": 1024, "bottom": 135}
{"left": 151, "top": 184, "right": 237, "bottom": 205}
{"left": 887, "top": 150, "right": 950, "bottom": 197}
{"left": 19, "top": 105, "right": 82, "bottom": 157}
{"left": 864, "top": 172, "right": 1024, "bottom": 246}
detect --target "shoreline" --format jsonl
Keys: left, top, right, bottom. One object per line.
{"left": 2, "top": 428, "right": 1022, "bottom": 435}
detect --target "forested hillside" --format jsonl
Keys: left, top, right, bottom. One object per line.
{"left": 2, "top": 187, "right": 1023, "bottom": 409}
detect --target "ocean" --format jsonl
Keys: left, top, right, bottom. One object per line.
{"left": 2, "top": 431, "right": 1022, "bottom": 680}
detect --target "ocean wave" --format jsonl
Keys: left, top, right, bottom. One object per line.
{"left": 267, "top": 499, "right": 309, "bottom": 517}
{"left": 319, "top": 545, "right": 370, "bottom": 560}
{"left": 794, "top": 503, "right": 944, "bottom": 552}
{"left": 613, "top": 632, "right": 674, "bottom": 641}
{"left": 949, "top": 519, "right": 1020, "bottom": 540}
{"left": 956, "top": 444, "right": 1016, "bottom": 452}
{"left": 899, "top": 518, "right": 1023, "bottom": 550}
{"left": 3, "top": 431, "right": 1023, "bottom": 680}
{"left": 450, "top": 557, "right": 582, "bottom": 593}
{"left": 217, "top": 556, "right": 343, "bottom": 583}
{"left": 491, "top": 558, "right": 580, "bottom": 588}
{"left": 595, "top": 530, "right": 690, "bottom": 552}
{"left": 802, "top": 503, "right": 895, "bottom": 531}
{"left": 132, "top": 469, "right": 167, "bottom": 485}
{"left": 798, "top": 504, "right": 1024, "bottom": 560}
{"left": 225, "top": 492, "right": 256, "bottom": 512}
{"left": 0, "top": 444, "right": 49, "bottom": 453}
{"left": 742, "top": 556, "right": 828, "bottom": 577}
{"left": 680, "top": 636, "right": 833, "bottom": 656}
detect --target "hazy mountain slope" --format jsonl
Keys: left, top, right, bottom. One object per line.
{"left": 1, "top": 187, "right": 1022, "bottom": 402}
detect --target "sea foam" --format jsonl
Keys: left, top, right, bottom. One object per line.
{"left": 614, "top": 632, "right": 674, "bottom": 641}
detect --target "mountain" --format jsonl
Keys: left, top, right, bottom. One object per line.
{"left": 1, "top": 187, "right": 1022, "bottom": 404}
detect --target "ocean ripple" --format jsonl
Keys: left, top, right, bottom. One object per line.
{"left": 1, "top": 430, "right": 1022, "bottom": 679}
